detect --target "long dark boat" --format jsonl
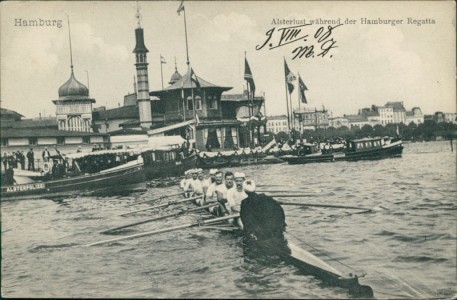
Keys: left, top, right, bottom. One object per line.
{"left": 280, "top": 137, "right": 403, "bottom": 164}
{"left": 278, "top": 143, "right": 335, "bottom": 164}
{"left": 196, "top": 150, "right": 283, "bottom": 168}
{"left": 188, "top": 194, "right": 374, "bottom": 297}
{"left": 1, "top": 152, "right": 145, "bottom": 201}
{"left": 334, "top": 137, "right": 403, "bottom": 161}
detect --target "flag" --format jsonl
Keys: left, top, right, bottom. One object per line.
{"left": 190, "top": 68, "right": 200, "bottom": 88}
{"left": 177, "top": 0, "right": 185, "bottom": 15}
{"left": 284, "top": 60, "right": 296, "bottom": 94}
{"left": 244, "top": 58, "right": 256, "bottom": 98}
{"left": 160, "top": 55, "right": 166, "bottom": 64}
{"left": 298, "top": 74, "right": 308, "bottom": 104}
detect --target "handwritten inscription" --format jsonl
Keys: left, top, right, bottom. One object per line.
{"left": 6, "top": 183, "right": 46, "bottom": 193}
{"left": 256, "top": 23, "right": 342, "bottom": 59}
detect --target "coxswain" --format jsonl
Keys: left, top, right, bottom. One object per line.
{"left": 215, "top": 171, "right": 235, "bottom": 216}
{"left": 226, "top": 172, "right": 248, "bottom": 228}
{"left": 240, "top": 180, "right": 288, "bottom": 253}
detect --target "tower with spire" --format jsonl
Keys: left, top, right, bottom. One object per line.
{"left": 53, "top": 17, "right": 95, "bottom": 132}
{"left": 133, "top": 2, "right": 152, "bottom": 128}
{"left": 169, "top": 57, "right": 182, "bottom": 85}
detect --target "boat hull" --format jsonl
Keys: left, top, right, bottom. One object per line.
{"left": 197, "top": 153, "right": 283, "bottom": 168}
{"left": 279, "top": 140, "right": 404, "bottom": 164}
{"left": 280, "top": 154, "right": 335, "bottom": 164}
{"left": 187, "top": 194, "right": 373, "bottom": 298}
{"left": 335, "top": 142, "right": 403, "bottom": 161}
{"left": 1, "top": 163, "right": 145, "bottom": 200}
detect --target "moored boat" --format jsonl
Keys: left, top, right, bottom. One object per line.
{"left": 1, "top": 155, "right": 145, "bottom": 201}
{"left": 279, "top": 143, "right": 334, "bottom": 164}
{"left": 196, "top": 149, "right": 283, "bottom": 168}
{"left": 334, "top": 137, "right": 403, "bottom": 161}
{"left": 279, "top": 137, "right": 403, "bottom": 164}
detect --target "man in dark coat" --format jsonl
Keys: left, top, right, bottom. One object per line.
{"left": 4, "top": 165, "right": 16, "bottom": 185}
{"left": 240, "top": 180, "right": 290, "bottom": 256}
{"left": 27, "top": 148, "right": 35, "bottom": 171}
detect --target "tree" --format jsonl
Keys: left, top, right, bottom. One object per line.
{"left": 275, "top": 131, "right": 289, "bottom": 142}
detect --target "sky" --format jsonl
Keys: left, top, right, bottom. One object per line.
{"left": 1, "top": 1, "right": 455, "bottom": 119}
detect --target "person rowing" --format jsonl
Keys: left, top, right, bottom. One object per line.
{"left": 226, "top": 172, "right": 248, "bottom": 228}
{"left": 205, "top": 170, "right": 223, "bottom": 213}
{"left": 184, "top": 168, "right": 205, "bottom": 203}
{"left": 215, "top": 171, "right": 235, "bottom": 216}
{"left": 180, "top": 170, "right": 192, "bottom": 195}
{"left": 199, "top": 169, "right": 211, "bottom": 197}
{"left": 208, "top": 168, "right": 218, "bottom": 184}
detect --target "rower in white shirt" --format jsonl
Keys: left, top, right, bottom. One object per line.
{"left": 206, "top": 170, "right": 223, "bottom": 213}
{"left": 226, "top": 172, "right": 248, "bottom": 228}
{"left": 180, "top": 170, "right": 192, "bottom": 190}
{"left": 215, "top": 171, "right": 235, "bottom": 216}
{"left": 199, "top": 169, "right": 211, "bottom": 198}
{"left": 185, "top": 169, "right": 204, "bottom": 200}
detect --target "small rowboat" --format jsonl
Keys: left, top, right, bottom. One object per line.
{"left": 189, "top": 194, "right": 374, "bottom": 298}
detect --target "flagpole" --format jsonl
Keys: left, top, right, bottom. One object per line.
{"left": 289, "top": 91, "right": 294, "bottom": 131}
{"left": 190, "top": 71, "right": 197, "bottom": 150}
{"left": 245, "top": 52, "right": 253, "bottom": 148}
{"left": 297, "top": 73, "right": 301, "bottom": 114}
{"left": 183, "top": 6, "right": 190, "bottom": 68}
{"left": 284, "top": 58, "right": 291, "bottom": 132}
{"left": 160, "top": 55, "right": 164, "bottom": 89}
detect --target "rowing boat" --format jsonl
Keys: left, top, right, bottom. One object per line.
{"left": 187, "top": 193, "right": 374, "bottom": 298}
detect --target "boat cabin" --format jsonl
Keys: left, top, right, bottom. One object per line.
{"left": 293, "top": 143, "right": 320, "bottom": 156}
{"left": 347, "top": 138, "right": 383, "bottom": 152}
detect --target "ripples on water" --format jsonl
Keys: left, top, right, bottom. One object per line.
{"left": 1, "top": 141, "right": 456, "bottom": 298}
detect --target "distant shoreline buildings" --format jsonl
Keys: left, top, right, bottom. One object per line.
{"left": 266, "top": 101, "right": 456, "bottom": 134}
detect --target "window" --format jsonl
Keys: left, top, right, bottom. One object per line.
{"left": 57, "top": 137, "right": 65, "bottom": 145}
{"left": 195, "top": 96, "right": 202, "bottom": 110}
{"left": 28, "top": 137, "right": 37, "bottom": 145}
{"left": 209, "top": 95, "right": 218, "bottom": 109}
{"left": 1, "top": 138, "right": 8, "bottom": 146}
{"left": 82, "top": 137, "right": 91, "bottom": 144}
{"left": 187, "top": 96, "right": 193, "bottom": 110}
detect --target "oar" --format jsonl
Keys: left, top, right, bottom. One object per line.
{"left": 265, "top": 194, "right": 316, "bottom": 197}
{"left": 257, "top": 190, "right": 306, "bottom": 193}
{"left": 118, "top": 195, "right": 203, "bottom": 217}
{"left": 86, "top": 213, "right": 239, "bottom": 247}
{"left": 126, "top": 190, "right": 186, "bottom": 207}
{"left": 101, "top": 203, "right": 218, "bottom": 234}
{"left": 277, "top": 201, "right": 382, "bottom": 212}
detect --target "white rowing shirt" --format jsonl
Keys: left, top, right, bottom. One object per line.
{"left": 226, "top": 188, "right": 247, "bottom": 213}
{"left": 206, "top": 182, "right": 220, "bottom": 202}
{"left": 180, "top": 178, "right": 189, "bottom": 190}
{"left": 185, "top": 179, "right": 204, "bottom": 194}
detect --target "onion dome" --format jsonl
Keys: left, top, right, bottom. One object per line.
{"left": 58, "top": 69, "right": 89, "bottom": 100}
{"left": 169, "top": 69, "right": 182, "bottom": 85}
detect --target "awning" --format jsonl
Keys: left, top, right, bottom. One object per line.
{"left": 147, "top": 119, "right": 196, "bottom": 136}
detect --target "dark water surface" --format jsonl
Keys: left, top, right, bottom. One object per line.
{"left": 2, "top": 141, "right": 456, "bottom": 298}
